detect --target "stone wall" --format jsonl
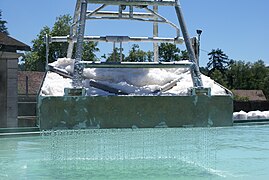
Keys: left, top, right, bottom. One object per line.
{"left": 0, "top": 52, "right": 19, "bottom": 128}
{"left": 0, "top": 55, "right": 7, "bottom": 127}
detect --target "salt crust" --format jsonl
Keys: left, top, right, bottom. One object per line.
{"left": 42, "top": 58, "right": 227, "bottom": 96}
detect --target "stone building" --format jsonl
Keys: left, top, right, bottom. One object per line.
{"left": 0, "top": 32, "right": 30, "bottom": 128}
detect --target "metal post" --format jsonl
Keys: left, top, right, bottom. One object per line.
{"left": 72, "top": 0, "right": 88, "bottom": 87}
{"left": 25, "top": 76, "right": 29, "bottom": 97}
{"left": 153, "top": 5, "right": 159, "bottom": 62}
{"left": 129, "top": 6, "right": 133, "bottom": 18}
{"left": 175, "top": 1, "right": 203, "bottom": 87}
{"left": 175, "top": 3, "right": 196, "bottom": 63}
{"left": 119, "top": 5, "right": 123, "bottom": 18}
{"left": 45, "top": 34, "right": 49, "bottom": 71}
{"left": 196, "top": 29, "right": 202, "bottom": 67}
{"left": 120, "top": 41, "right": 123, "bottom": 62}
{"left": 113, "top": 42, "right": 116, "bottom": 62}
{"left": 67, "top": 0, "right": 82, "bottom": 58}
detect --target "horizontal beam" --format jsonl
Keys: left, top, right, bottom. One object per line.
{"left": 81, "top": 61, "right": 193, "bottom": 68}
{"left": 87, "top": 11, "right": 155, "bottom": 18}
{"left": 86, "top": 0, "right": 177, "bottom": 6}
{"left": 50, "top": 35, "right": 184, "bottom": 44}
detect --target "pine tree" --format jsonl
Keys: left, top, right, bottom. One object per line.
{"left": 0, "top": 10, "right": 9, "bottom": 34}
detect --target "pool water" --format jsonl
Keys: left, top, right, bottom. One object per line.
{"left": 1, "top": 126, "right": 269, "bottom": 179}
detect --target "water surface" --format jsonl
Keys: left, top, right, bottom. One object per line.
{"left": 0, "top": 126, "right": 269, "bottom": 179}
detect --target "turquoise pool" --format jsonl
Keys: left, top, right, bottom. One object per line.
{"left": 1, "top": 126, "right": 269, "bottom": 179}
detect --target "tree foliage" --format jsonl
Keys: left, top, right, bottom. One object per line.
{"left": 207, "top": 58, "right": 269, "bottom": 99}
{"left": 207, "top": 48, "right": 230, "bottom": 75}
{"left": 25, "top": 14, "right": 99, "bottom": 71}
{"left": 227, "top": 60, "right": 269, "bottom": 95}
{"left": 158, "top": 43, "right": 181, "bottom": 62}
{"left": 0, "top": 10, "right": 9, "bottom": 34}
{"left": 124, "top": 44, "right": 153, "bottom": 62}
{"left": 204, "top": 49, "right": 269, "bottom": 98}
{"left": 180, "top": 50, "right": 189, "bottom": 60}
{"left": 158, "top": 43, "right": 190, "bottom": 61}
{"left": 106, "top": 47, "right": 125, "bottom": 62}
{"left": 82, "top": 41, "right": 99, "bottom": 62}
{"left": 104, "top": 43, "right": 189, "bottom": 63}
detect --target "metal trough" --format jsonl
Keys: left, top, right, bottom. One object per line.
{"left": 37, "top": 63, "right": 233, "bottom": 130}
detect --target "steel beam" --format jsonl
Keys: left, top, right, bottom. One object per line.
{"left": 86, "top": 0, "right": 177, "bottom": 6}
{"left": 87, "top": 4, "right": 107, "bottom": 17}
{"left": 87, "top": 11, "right": 154, "bottom": 19}
{"left": 67, "top": 0, "right": 82, "bottom": 58}
{"left": 50, "top": 35, "right": 184, "bottom": 44}
{"left": 175, "top": 3, "right": 203, "bottom": 88}
{"left": 153, "top": 5, "right": 159, "bottom": 62}
{"left": 82, "top": 61, "right": 192, "bottom": 68}
{"left": 73, "top": 0, "right": 88, "bottom": 87}
{"left": 145, "top": 6, "right": 180, "bottom": 37}
{"left": 45, "top": 34, "right": 49, "bottom": 71}
{"left": 86, "top": 10, "right": 180, "bottom": 37}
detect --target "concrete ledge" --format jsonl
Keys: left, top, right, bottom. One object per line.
{"left": 0, "top": 131, "right": 40, "bottom": 137}
{"left": 0, "top": 127, "right": 40, "bottom": 137}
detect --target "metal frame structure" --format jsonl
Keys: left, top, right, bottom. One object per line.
{"left": 45, "top": 0, "right": 204, "bottom": 89}
{"left": 39, "top": 0, "right": 234, "bottom": 129}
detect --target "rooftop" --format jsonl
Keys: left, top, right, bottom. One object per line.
{"left": 0, "top": 32, "right": 31, "bottom": 52}
{"left": 233, "top": 90, "right": 267, "bottom": 101}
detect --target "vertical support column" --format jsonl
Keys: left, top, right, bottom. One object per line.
{"left": 45, "top": 34, "right": 49, "bottom": 71}
{"left": 120, "top": 42, "right": 123, "bottom": 62}
{"left": 129, "top": 6, "right": 134, "bottom": 18}
{"left": 26, "top": 76, "right": 29, "bottom": 97}
{"left": 119, "top": 5, "right": 123, "bottom": 18}
{"left": 67, "top": 0, "right": 82, "bottom": 59}
{"left": 0, "top": 54, "right": 7, "bottom": 128}
{"left": 175, "top": 1, "right": 203, "bottom": 87}
{"left": 153, "top": 5, "right": 159, "bottom": 62}
{"left": 113, "top": 42, "right": 116, "bottom": 62}
{"left": 72, "top": 0, "right": 88, "bottom": 87}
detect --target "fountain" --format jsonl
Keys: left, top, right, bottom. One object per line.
{"left": 1, "top": 1, "right": 268, "bottom": 179}
{"left": 37, "top": 0, "right": 233, "bottom": 130}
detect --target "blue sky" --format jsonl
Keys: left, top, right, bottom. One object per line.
{"left": 1, "top": 0, "right": 269, "bottom": 66}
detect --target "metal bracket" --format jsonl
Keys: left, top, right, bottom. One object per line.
{"left": 64, "top": 88, "right": 86, "bottom": 96}
{"left": 188, "top": 87, "right": 211, "bottom": 96}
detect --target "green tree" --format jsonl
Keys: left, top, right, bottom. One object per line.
{"left": 158, "top": 43, "right": 180, "bottom": 62}
{"left": 210, "top": 69, "right": 228, "bottom": 87}
{"left": 158, "top": 43, "right": 191, "bottom": 62}
{"left": 82, "top": 42, "right": 99, "bottom": 62}
{"left": 125, "top": 44, "right": 153, "bottom": 62}
{"left": 25, "top": 14, "right": 99, "bottom": 71}
{"left": 249, "top": 60, "right": 268, "bottom": 89}
{"left": 50, "top": 15, "right": 72, "bottom": 60}
{"left": 226, "top": 60, "right": 252, "bottom": 89}
{"left": 200, "top": 66, "right": 209, "bottom": 76}
{"left": 207, "top": 49, "right": 230, "bottom": 75}
{"left": 25, "top": 26, "right": 50, "bottom": 71}
{"left": 179, "top": 50, "right": 189, "bottom": 60}
{"left": 106, "top": 47, "right": 125, "bottom": 62}
{"left": 0, "top": 10, "right": 9, "bottom": 34}
{"left": 225, "top": 60, "right": 269, "bottom": 98}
